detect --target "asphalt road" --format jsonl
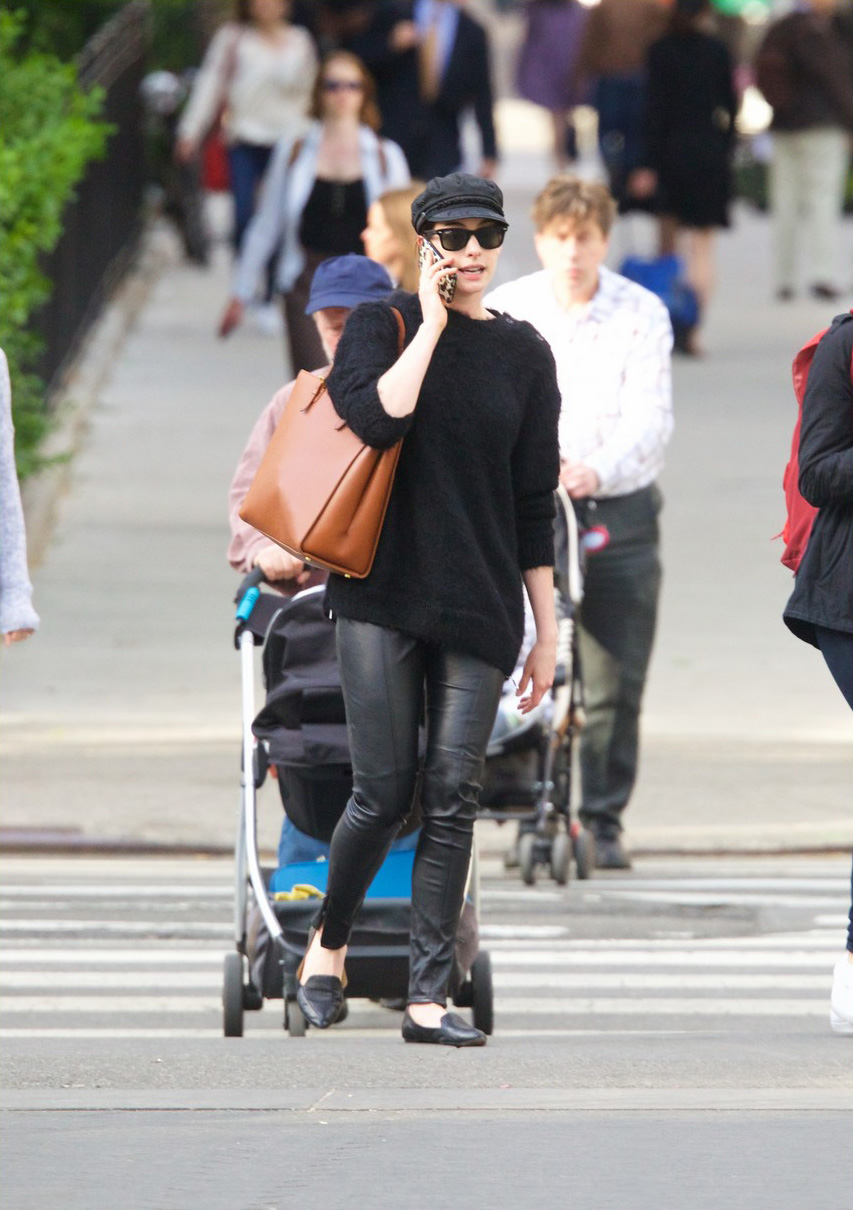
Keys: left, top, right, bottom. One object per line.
{"left": 1, "top": 851, "right": 850, "bottom": 1209}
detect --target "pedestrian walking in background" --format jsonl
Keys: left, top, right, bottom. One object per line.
{"left": 295, "top": 174, "right": 561, "bottom": 1045}
{"left": 575, "top": 0, "right": 668, "bottom": 209}
{"left": 229, "top": 253, "right": 405, "bottom": 869}
{"left": 0, "top": 351, "right": 39, "bottom": 647}
{"left": 781, "top": 311, "right": 853, "bottom": 1034}
{"left": 175, "top": 0, "right": 317, "bottom": 319}
{"left": 407, "top": 0, "right": 499, "bottom": 180}
{"left": 219, "top": 52, "right": 410, "bottom": 374}
{"left": 754, "top": 0, "right": 853, "bottom": 302}
{"left": 631, "top": 0, "right": 738, "bottom": 355}
{"left": 361, "top": 183, "right": 425, "bottom": 292}
{"left": 486, "top": 177, "right": 673, "bottom": 870}
{"left": 304, "top": 2, "right": 424, "bottom": 170}
{"left": 515, "top": 0, "right": 590, "bottom": 173}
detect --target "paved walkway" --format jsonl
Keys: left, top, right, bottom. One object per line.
{"left": 1, "top": 150, "right": 851, "bottom": 855}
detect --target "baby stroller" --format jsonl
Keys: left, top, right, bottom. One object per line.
{"left": 224, "top": 573, "right": 493, "bottom": 1038}
{"left": 478, "top": 486, "right": 600, "bottom": 886}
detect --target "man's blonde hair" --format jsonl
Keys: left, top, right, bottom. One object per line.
{"left": 531, "top": 176, "right": 617, "bottom": 236}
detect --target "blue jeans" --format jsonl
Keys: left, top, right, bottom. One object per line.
{"left": 226, "top": 141, "right": 273, "bottom": 252}
{"left": 227, "top": 141, "right": 276, "bottom": 301}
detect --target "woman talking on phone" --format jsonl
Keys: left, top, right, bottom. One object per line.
{"left": 296, "top": 173, "right": 562, "bottom": 1046}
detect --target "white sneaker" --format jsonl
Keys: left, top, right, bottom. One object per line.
{"left": 829, "top": 957, "right": 853, "bottom": 1035}
{"left": 249, "top": 301, "right": 283, "bottom": 337}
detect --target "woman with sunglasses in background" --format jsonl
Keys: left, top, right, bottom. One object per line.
{"left": 176, "top": 1, "right": 317, "bottom": 278}
{"left": 220, "top": 51, "right": 410, "bottom": 373}
{"left": 295, "top": 173, "right": 562, "bottom": 1046}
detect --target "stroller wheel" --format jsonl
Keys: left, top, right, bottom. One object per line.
{"left": 223, "top": 952, "right": 245, "bottom": 1038}
{"left": 550, "top": 831, "right": 571, "bottom": 886}
{"left": 286, "top": 998, "right": 307, "bottom": 1038}
{"left": 518, "top": 832, "right": 537, "bottom": 886}
{"left": 470, "top": 951, "right": 494, "bottom": 1036}
{"left": 573, "top": 828, "right": 596, "bottom": 881}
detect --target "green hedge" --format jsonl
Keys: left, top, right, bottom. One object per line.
{"left": 0, "top": 8, "right": 110, "bottom": 476}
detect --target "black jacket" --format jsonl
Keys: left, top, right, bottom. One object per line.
{"left": 756, "top": 11, "right": 853, "bottom": 133}
{"left": 406, "top": 8, "right": 498, "bottom": 180}
{"left": 784, "top": 313, "right": 853, "bottom": 646}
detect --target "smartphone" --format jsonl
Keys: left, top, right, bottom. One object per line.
{"left": 417, "top": 237, "right": 457, "bottom": 304}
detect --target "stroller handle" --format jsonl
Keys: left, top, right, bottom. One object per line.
{"left": 234, "top": 566, "right": 266, "bottom": 622}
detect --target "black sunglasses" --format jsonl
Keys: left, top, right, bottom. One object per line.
{"left": 427, "top": 223, "right": 507, "bottom": 252}
{"left": 322, "top": 79, "right": 364, "bottom": 92}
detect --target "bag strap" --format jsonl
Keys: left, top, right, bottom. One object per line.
{"left": 389, "top": 306, "right": 405, "bottom": 355}
{"left": 287, "top": 137, "right": 305, "bottom": 170}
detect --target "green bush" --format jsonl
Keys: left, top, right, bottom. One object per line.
{"left": 0, "top": 8, "right": 110, "bottom": 476}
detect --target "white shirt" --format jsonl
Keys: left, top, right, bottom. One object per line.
{"left": 178, "top": 23, "right": 317, "bottom": 148}
{"left": 486, "top": 265, "right": 674, "bottom": 498}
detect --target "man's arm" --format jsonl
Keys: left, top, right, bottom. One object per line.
{"left": 228, "top": 388, "right": 287, "bottom": 573}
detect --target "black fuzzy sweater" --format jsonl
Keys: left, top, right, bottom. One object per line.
{"left": 324, "top": 291, "right": 561, "bottom": 676}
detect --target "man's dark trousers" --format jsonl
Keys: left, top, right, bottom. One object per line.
{"left": 575, "top": 484, "right": 662, "bottom": 841}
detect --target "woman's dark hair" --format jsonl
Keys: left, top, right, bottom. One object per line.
{"left": 235, "top": 0, "right": 291, "bottom": 24}
{"left": 308, "top": 51, "right": 381, "bottom": 131}
{"left": 670, "top": 0, "right": 711, "bottom": 34}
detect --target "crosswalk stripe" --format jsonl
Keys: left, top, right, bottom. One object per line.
{"left": 0, "top": 921, "right": 232, "bottom": 935}
{"left": 0, "top": 885, "right": 231, "bottom": 898}
{"left": 603, "top": 892, "right": 847, "bottom": 909}
{"left": 491, "top": 998, "right": 829, "bottom": 1016}
{"left": 489, "top": 950, "right": 836, "bottom": 967}
{"left": 0, "top": 949, "right": 224, "bottom": 964}
{"left": 0, "top": 970, "right": 831, "bottom": 991}
{"left": 0, "top": 995, "right": 830, "bottom": 1017}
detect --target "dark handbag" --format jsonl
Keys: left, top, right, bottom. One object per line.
{"left": 239, "top": 308, "right": 406, "bottom": 579}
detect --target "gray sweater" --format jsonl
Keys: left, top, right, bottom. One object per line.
{"left": 0, "top": 350, "right": 40, "bottom": 635}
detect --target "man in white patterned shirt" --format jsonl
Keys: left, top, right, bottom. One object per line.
{"left": 487, "top": 177, "right": 673, "bottom": 868}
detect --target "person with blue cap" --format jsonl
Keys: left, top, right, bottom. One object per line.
{"left": 228, "top": 254, "right": 394, "bottom": 589}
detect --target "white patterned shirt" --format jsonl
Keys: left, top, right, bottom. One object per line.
{"left": 486, "top": 265, "right": 674, "bottom": 498}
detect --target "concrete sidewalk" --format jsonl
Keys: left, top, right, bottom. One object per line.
{"left": 1, "top": 153, "right": 851, "bottom": 857}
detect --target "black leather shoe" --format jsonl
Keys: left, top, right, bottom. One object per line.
{"left": 594, "top": 835, "right": 632, "bottom": 870}
{"left": 401, "top": 1010, "right": 486, "bottom": 1047}
{"left": 296, "top": 975, "right": 347, "bottom": 1029}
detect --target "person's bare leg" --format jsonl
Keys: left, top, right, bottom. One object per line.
{"left": 300, "top": 927, "right": 346, "bottom": 980}
{"left": 685, "top": 227, "right": 715, "bottom": 310}
{"left": 658, "top": 215, "right": 679, "bottom": 258}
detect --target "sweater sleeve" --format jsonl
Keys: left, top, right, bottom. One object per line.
{"left": 798, "top": 315, "right": 853, "bottom": 508}
{"left": 325, "top": 301, "right": 415, "bottom": 450}
{"left": 512, "top": 340, "right": 561, "bottom": 571}
{"left": 177, "top": 26, "right": 235, "bottom": 145}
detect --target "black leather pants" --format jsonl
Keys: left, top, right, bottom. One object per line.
{"left": 317, "top": 619, "right": 504, "bottom": 1006}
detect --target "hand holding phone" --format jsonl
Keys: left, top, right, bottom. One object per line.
{"left": 417, "top": 238, "right": 457, "bottom": 305}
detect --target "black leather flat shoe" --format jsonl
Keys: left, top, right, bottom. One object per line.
{"left": 296, "top": 975, "right": 347, "bottom": 1029}
{"left": 401, "top": 1010, "right": 486, "bottom": 1047}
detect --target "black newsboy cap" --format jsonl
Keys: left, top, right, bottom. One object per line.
{"left": 411, "top": 173, "right": 507, "bottom": 233}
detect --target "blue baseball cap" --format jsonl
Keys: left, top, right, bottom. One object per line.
{"left": 305, "top": 255, "right": 394, "bottom": 314}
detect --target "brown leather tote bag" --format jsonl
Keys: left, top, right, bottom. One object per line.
{"left": 239, "top": 308, "right": 406, "bottom": 579}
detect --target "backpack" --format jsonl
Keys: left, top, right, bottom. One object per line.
{"left": 618, "top": 254, "right": 700, "bottom": 350}
{"left": 779, "top": 311, "right": 853, "bottom": 572}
